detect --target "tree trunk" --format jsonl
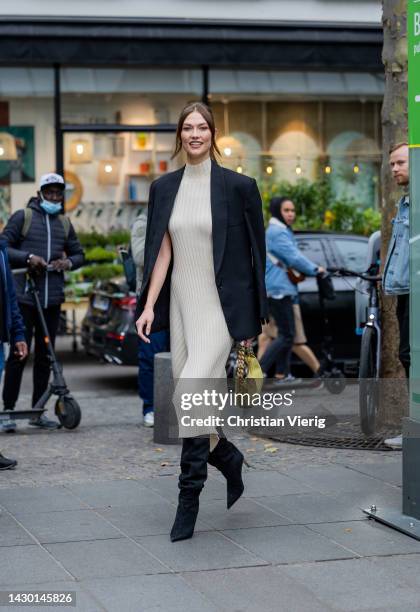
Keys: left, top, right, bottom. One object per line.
{"left": 379, "top": 0, "right": 408, "bottom": 426}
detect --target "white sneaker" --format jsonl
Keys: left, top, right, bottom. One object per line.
{"left": 143, "top": 412, "right": 154, "bottom": 427}
{"left": 384, "top": 434, "right": 402, "bottom": 449}
{"left": 1, "top": 419, "right": 17, "bottom": 433}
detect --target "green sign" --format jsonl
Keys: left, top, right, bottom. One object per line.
{"left": 408, "top": 0, "right": 420, "bottom": 145}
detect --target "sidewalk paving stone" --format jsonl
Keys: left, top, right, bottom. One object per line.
{"left": 13, "top": 509, "right": 122, "bottom": 544}
{"left": 0, "top": 485, "right": 87, "bottom": 514}
{"left": 135, "top": 531, "right": 269, "bottom": 572}
{"left": 343, "top": 461, "right": 402, "bottom": 487}
{"left": 96, "top": 502, "right": 212, "bottom": 537}
{"left": 44, "top": 538, "right": 169, "bottom": 580}
{"left": 307, "top": 519, "right": 420, "bottom": 556}
{"left": 252, "top": 491, "right": 367, "bottom": 524}
{"left": 181, "top": 565, "right": 334, "bottom": 612}
{"left": 138, "top": 474, "right": 226, "bottom": 503}
{"left": 280, "top": 464, "right": 402, "bottom": 496}
{"left": 222, "top": 524, "right": 358, "bottom": 564}
{"left": 0, "top": 511, "right": 35, "bottom": 547}
{"left": 279, "top": 557, "right": 420, "bottom": 611}
{"left": 242, "top": 469, "right": 314, "bottom": 497}
{"left": 65, "top": 479, "right": 164, "bottom": 508}
{"left": 196, "top": 498, "right": 292, "bottom": 530}
{"left": 0, "top": 545, "right": 71, "bottom": 585}
{"left": 83, "top": 574, "right": 220, "bottom": 612}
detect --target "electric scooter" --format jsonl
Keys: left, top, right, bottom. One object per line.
{"left": 0, "top": 267, "right": 82, "bottom": 430}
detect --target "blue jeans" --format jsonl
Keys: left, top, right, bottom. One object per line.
{"left": 0, "top": 343, "right": 4, "bottom": 382}
{"left": 260, "top": 296, "right": 295, "bottom": 376}
{"left": 138, "top": 330, "right": 170, "bottom": 415}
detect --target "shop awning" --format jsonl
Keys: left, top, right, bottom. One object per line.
{"left": 0, "top": 18, "right": 382, "bottom": 71}
{"left": 210, "top": 70, "right": 385, "bottom": 98}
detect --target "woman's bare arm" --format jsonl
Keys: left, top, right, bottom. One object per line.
{"left": 145, "top": 231, "right": 172, "bottom": 307}
{"left": 136, "top": 231, "right": 172, "bottom": 342}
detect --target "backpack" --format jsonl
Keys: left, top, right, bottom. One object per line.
{"left": 21, "top": 208, "right": 71, "bottom": 240}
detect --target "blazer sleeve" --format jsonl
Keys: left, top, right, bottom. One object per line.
{"left": 244, "top": 179, "right": 269, "bottom": 323}
{"left": 134, "top": 181, "right": 156, "bottom": 320}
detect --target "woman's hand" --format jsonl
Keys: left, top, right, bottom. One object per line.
{"left": 240, "top": 338, "right": 254, "bottom": 348}
{"left": 317, "top": 266, "right": 326, "bottom": 275}
{"left": 136, "top": 306, "right": 154, "bottom": 343}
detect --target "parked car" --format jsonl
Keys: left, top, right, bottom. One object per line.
{"left": 292, "top": 230, "right": 368, "bottom": 375}
{"left": 81, "top": 231, "right": 369, "bottom": 373}
{"left": 81, "top": 278, "right": 138, "bottom": 366}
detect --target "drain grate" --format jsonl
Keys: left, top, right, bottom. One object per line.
{"left": 257, "top": 432, "right": 399, "bottom": 451}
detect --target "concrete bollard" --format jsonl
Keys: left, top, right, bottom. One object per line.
{"left": 153, "top": 352, "right": 180, "bottom": 445}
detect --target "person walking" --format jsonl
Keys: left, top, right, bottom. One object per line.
{"left": 261, "top": 197, "right": 324, "bottom": 382}
{"left": 131, "top": 210, "right": 170, "bottom": 427}
{"left": 0, "top": 236, "right": 27, "bottom": 466}
{"left": 136, "top": 102, "right": 268, "bottom": 542}
{"left": 383, "top": 142, "right": 410, "bottom": 449}
{"left": 1, "top": 173, "right": 84, "bottom": 431}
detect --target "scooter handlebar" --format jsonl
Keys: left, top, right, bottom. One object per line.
{"left": 12, "top": 265, "right": 55, "bottom": 275}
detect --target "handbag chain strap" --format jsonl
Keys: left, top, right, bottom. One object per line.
{"left": 236, "top": 343, "right": 256, "bottom": 380}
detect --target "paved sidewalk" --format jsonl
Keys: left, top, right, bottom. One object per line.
{"left": 0, "top": 389, "right": 415, "bottom": 612}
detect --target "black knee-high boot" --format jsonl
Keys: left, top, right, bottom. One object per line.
{"left": 170, "top": 437, "right": 210, "bottom": 542}
{"left": 208, "top": 438, "right": 245, "bottom": 509}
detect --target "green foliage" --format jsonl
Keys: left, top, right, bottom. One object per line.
{"left": 78, "top": 231, "right": 108, "bottom": 249}
{"left": 258, "top": 177, "right": 381, "bottom": 236}
{"left": 85, "top": 246, "right": 116, "bottom": 263}
{"left": 106, "top": 230, "right": 131, "bottom": 246}
{"left": 80, "top": 263, "right": 124, "bottom": 282}
{"left": 77, "top": 230, "right": 130, "bottom": 249}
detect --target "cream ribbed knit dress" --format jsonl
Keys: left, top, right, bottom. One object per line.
{"left": 169, "top": 157, "right": 233, "bottom": 439}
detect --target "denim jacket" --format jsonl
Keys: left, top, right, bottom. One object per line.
{"left": 265, "top": 218, "right": 319, "bottom": 299}
{"left": 383, "top": 196, "right": 409, "bottom": 295}
{"left": 0, "top": 238, "right": 26, "bottom": 345}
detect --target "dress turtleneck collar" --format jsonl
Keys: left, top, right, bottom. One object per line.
{"left": 184, "top": 156, "right": 211, "bottom": 179}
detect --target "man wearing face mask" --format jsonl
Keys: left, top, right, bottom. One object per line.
{"left": 1, "top": 173, "right": 84, "bottom": 431}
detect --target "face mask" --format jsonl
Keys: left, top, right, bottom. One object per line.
{"left": 40, "top": 199, "right": 62, "bottom": 215}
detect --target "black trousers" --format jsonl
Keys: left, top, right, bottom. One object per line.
{"left": 396, "top": 294, "right": 410, "bottom": 379}
{"left": 3, "top": 303, "right": 61, "bottom": 410}
{"left": 260, "top": 296, "right": 295, "bottom": 376}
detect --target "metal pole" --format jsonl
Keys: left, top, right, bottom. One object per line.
{"left": 54, "top": 64, "right": 64, "bottom": 177}
{"left": 363, "top": 0, "right": 420, "bottom": 540}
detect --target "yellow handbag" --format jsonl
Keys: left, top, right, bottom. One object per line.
{"left": 234, "top": 343, "right": 264, "bottom": 406}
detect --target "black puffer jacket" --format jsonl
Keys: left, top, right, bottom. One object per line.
{"left": 2, "top": 198, "right": 85, "bottom": 307}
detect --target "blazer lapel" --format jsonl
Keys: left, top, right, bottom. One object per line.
{"left": 211, "top": 160, "right": 228, "bottom": 278}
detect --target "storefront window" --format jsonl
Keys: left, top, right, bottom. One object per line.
{"left": 61, "top": 67, "right": 201, "bottom": 232}
{"left": 210, "top": 69, "right": 383, "bottom": 210}
{"left": 61, "top": 67, "right": 202, "bottom": 125}
{"left": 0, "top": 67, "right": 54, "bottom": 222}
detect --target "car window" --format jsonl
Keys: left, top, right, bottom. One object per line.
{"left": 334, "top": 238, "right": 368, "bottom": 273}
{"left": 295, "top": 237, "right": 327, "bottom": 267}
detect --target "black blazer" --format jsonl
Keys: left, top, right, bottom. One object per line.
{"left": 135, "top": 160, "right": 268, "bottom": 341}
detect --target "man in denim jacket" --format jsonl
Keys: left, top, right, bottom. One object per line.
{"left": 382, "top": 143, "right": 410, "bottom": 377}
{"left": 382, "top": 143, "right": 409, "bottom": 449}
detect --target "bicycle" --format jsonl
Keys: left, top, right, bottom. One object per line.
{"left": 328, "top": 265, "right": 382, "bottom": 435}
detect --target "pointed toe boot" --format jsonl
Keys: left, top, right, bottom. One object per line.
{"left": 208, "top": 438, "right": 245, "bottom": 509}
{"left": 170, "top": 437, "right": 210, "bottom": 542}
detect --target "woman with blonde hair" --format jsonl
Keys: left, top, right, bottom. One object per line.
{"left": 136, "top": 102, "right": 268, "bottom": 542}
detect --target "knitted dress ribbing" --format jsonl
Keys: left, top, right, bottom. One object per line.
{"left": 169, "top": 157, "right": 233, "bottom": 438}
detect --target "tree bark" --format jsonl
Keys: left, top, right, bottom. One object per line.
{"left": 379, "top": 0, "right": 408, "bottom": 426}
